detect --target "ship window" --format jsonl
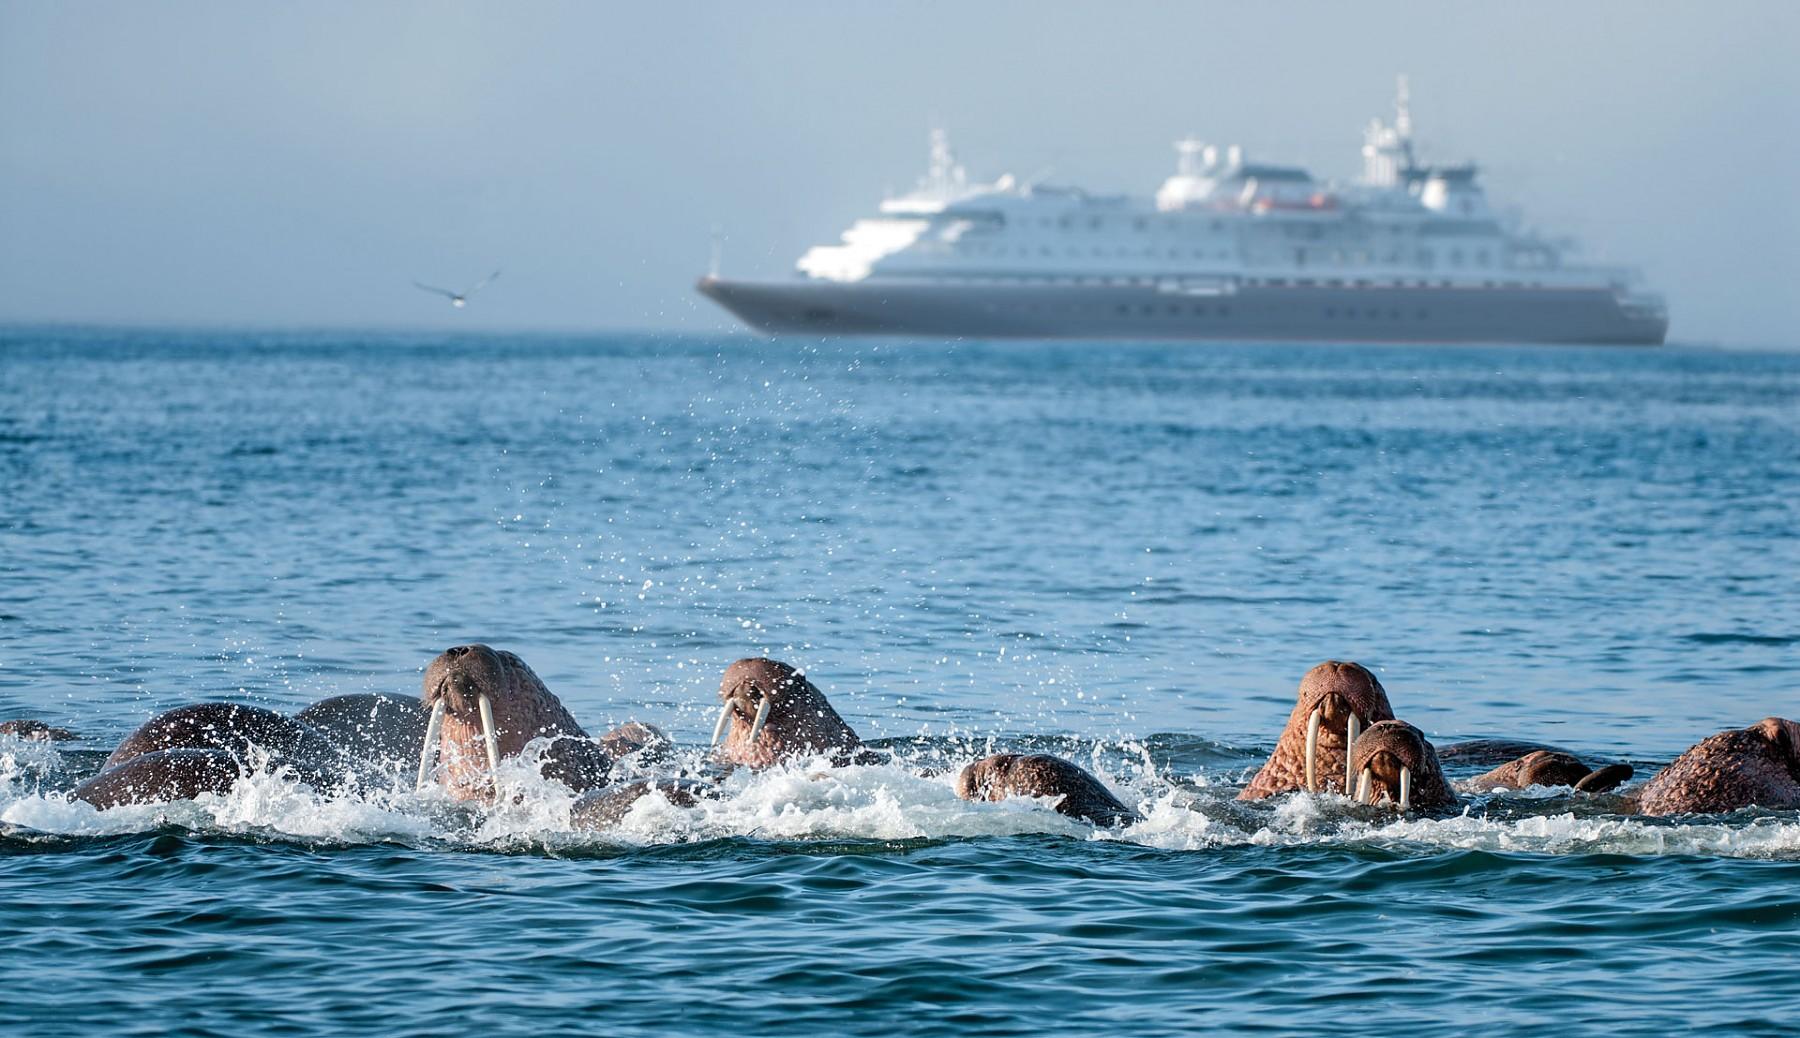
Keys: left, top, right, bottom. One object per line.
{"left": 1167, "top": 304, "right": 1180, "bottom": 315}
{"left": 1133, "top": 218, "right": 1147, "bottom": 231}
{"left": 1058, "top": 218, "right": 1072, "bottom": 230}
{"left": 1089, "top": 217, "right": 1103, "bottom": 230}
{"left": 1416, "top": 309, "right": 1428, "bottom": 319}
{"left": 1193, "top": 305, "right": 1207, "bottom": 316}
{"left": 1325, "top": 307, "right": 1335, "bottom": 318}
{"left": 1210, "top": 221, "right": 1223, "bottom": 232}
{"left": 1140, "top": 304, "right": 1154, "bottom": 315}
{"left": 1116, "top": 304, "right": 1129, "bottom": 315}
{"left": 1449, "top": 249, "right": 1463, "bottom": 266}
{"left": 1476, "top": 251, "right": 1489, "bottom": 266}
{"left": 1218, "top": 305, "right": 1230, "bottom": 317}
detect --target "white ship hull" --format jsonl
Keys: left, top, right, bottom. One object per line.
{"left": 699, "top": 277, "right": 1667, "bottom": 346}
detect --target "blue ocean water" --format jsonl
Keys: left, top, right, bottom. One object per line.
{"left": 2, "top": 329, "right": 1797, "bottom": 1035}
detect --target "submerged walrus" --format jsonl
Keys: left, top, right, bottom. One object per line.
{"left": 70, "top": 702, "right": 356, "bottom": 807}
{"left": 1240, "top": 661, "right": 1396, "bottom": 800}
{"left": 1461, "top": 750, "right": 1634, "bottom": 795}
{"left": 955, "top": 753, "right": 1138, "bottom": 827}
{"left": 709, "top": 657, "right": 1133, "bottom": 827}
{"left": 1631, "top": 717, "right": 1800, "bottom": 816}
{"left": 0, "top": 719, "right": 79, "bottom": 742}
{"left": 293, "top": 693, "right": 429, "bottom": 774}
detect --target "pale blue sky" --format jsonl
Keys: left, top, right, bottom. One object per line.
{"left": 3, "top": 1, "right": 1796, "bottom": 344}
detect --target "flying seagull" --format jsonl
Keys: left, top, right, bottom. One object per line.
{"left": 413, "top": 268, "right": 501, "bottom": 308}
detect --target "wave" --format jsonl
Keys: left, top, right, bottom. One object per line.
{"left": 6, "top": 732, "right": 1800, "bottom": 861}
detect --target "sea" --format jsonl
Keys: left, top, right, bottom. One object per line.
{"left": 2, "top": 328, "right": 1797, "bottom": 1036}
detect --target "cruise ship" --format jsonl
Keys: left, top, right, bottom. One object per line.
{"left": 698, "top": 81, "right": 1667, "bottom": 345}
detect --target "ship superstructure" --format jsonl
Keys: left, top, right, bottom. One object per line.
{"left": 699, "top": 81, "right": 1666, "bottom": 345}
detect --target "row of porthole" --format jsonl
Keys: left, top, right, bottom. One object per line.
{"left": 1324, "top": 307, "right": 1431, "bottom": 320}
{"left": 980, "top": 302, "right": 1236, "bottom": 318}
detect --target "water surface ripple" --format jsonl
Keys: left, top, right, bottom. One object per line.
{"left": 2, "top": 330, "right": 1797, "bottom": 1035}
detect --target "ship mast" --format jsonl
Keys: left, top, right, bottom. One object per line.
{"left": 1361, "top": 74, "right": 1420, "bottom": 187}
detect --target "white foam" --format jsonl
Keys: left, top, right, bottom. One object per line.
{"left": 6, "top": 737, "right": 1800, "bottom": 860}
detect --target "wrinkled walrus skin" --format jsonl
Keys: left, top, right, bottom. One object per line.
{"left": 421, "top": 644, "right": 613, "bottom": 800}
{"left": 1633, "top": 717, "right": 1800, "bottom": 816}
{"left": 714, "top": 658, "right": 865, "bottom": 769}
{"left": 955, "top": 753, "right": 1139, "bottom": 827}
{"left": 1241, "top": 661, "right": 1396, "bottom": 800}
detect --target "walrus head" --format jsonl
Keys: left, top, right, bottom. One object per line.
{"left": 1346, "top": 720, "right": 1457, "bottom": 813}
{"left": 1635, "top": 717, "right": 1800, "bottom": 816}
{"left": 711, "top": 658, "right": 860, "bottom": 769}
{"left": 955, "top": 752, "right": 1138, "bottom": 827}
{"left": 1464, "top": 749, "right": 1634, "bottom": 794}
{"left": 419, "top": 645, "right": 590, "bottom": 800}
{"left": 1240, "top": 660, "right": 1396, "bottom": 800}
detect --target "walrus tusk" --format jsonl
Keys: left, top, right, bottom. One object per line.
{"left": 746, "top": 696, "right": 772, "bottom": 747}
{"left": 416, "top": 700, "right": 446, "bottom": 790}
{"left": 1356, "top": 767, "right": 1372, "bottom": 805}
{"left": 477, "top": 693, "right": 501, "bottom": 783}
{"left": 1304, "top": 709, "right": 1321, "bottom": 792}
{"left": 711, "top": 702, "right": 733, "bottom": 746}
{"left": 1344, "top": 713, "right": 1362, "bottom": 793}
{"left": 1398, "top": 765, "right": 1412, "bottom": 812}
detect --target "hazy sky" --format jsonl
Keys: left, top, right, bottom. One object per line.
{"left": 3, "top": 2, "right": 1797, "bottom": 344}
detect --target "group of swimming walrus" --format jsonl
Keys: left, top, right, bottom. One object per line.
{"left": 4, "top": 649, "right": 1797, "bottom": 828}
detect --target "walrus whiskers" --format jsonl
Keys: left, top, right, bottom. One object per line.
{"left": 746, "top": 696, "right": 772, "bottom": 747}
{"left": 1398, "top": 766, "right": 1412, "bottom": 812}
{"left": 1303, "top": 709, "right": 1321, "bottom": 792}
{"left": 710, "top": 702, "right": 733, "bottom": 746}
{"left": 477, "top": 693, "right": 501, "bottom": 783}
{"left": 416, "top": 700, "right": 446, "bottom": 790}
{"left": 1344, "top": 713, "right": 1362, "bottom": 792}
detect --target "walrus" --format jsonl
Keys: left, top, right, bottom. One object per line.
{"left": 0, "top": 719, "right": 79, "bottom": 742}
{"left": 707, "top": 658, "right": 1129, "bottom": 826}
{"left": 954, "top": 753, "right": 1139, "bottom": 827}
{"left": 1461, "top": 749, "right": 1633, "bottom": 795}
{"left": 1240, "top": 660, "right": 1396, "bottom": 800}
{"left": 293, "top": 693, "right": 428, "bottom": 775}
{"left": 711, "top": 658, "right": 865, "bottom": 769}
{"left": 1344, "top": 720, "right": 1458, "bottom": 813}
{"left": 70, "top": 748, "right": 244, "bottom": 810}
{"left": 96, "top": 702, "right": 353, "bottom": 793}
{"left": 418, "top": 644, "right": 620, "bottom": 800}
{"left": 1631, "top": 717, "right": 1800, "bottom": 816}
{"left": 570, "top": 777, "right": 716, "bottom": 830}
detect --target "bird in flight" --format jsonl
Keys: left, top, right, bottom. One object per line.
{"left": 413, "top": 269, "right": 501, "bottom": 308}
